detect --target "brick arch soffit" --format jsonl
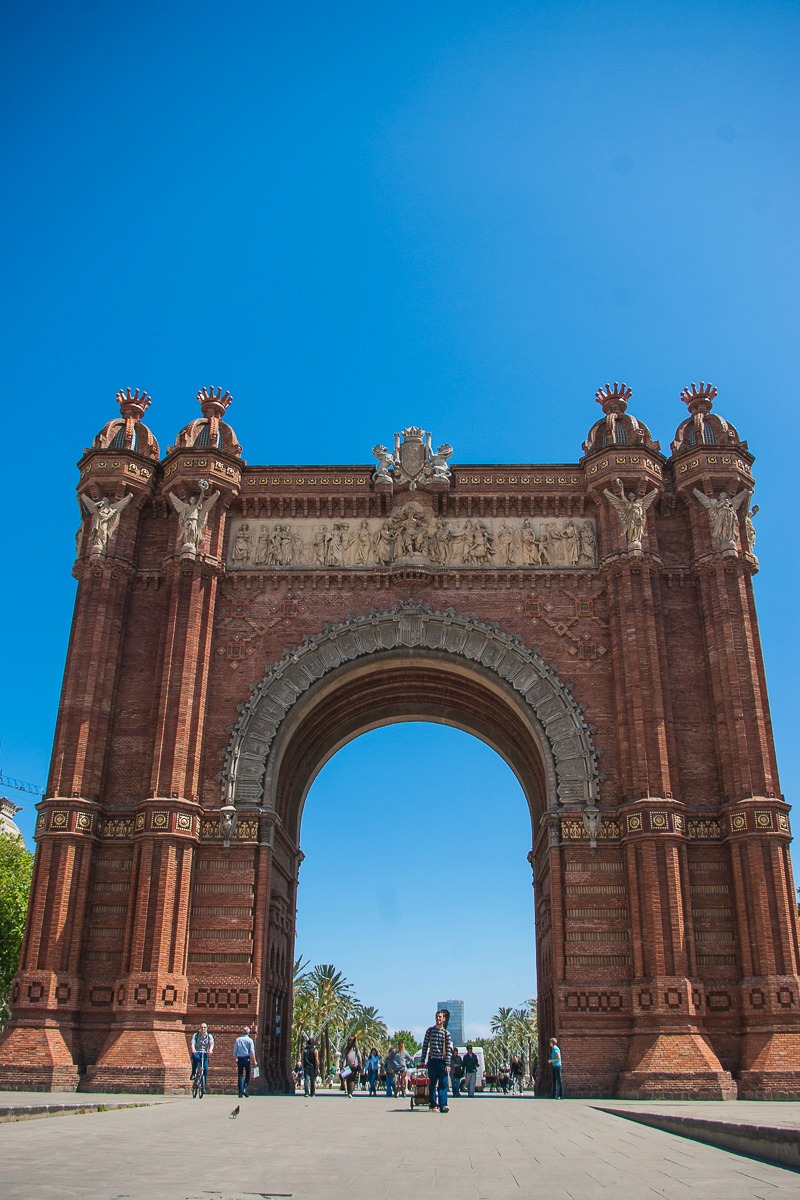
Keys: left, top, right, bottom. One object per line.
{"left": 222, "top": 603, "right": 602, "bottom": 825}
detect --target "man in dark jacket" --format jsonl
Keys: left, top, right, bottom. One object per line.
{"left": 462, "top": 1043, "right": 480, "bottom": 1097}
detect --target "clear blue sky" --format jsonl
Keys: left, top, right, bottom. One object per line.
{"left": 1, "top": 1, "right": 798, "bottom": 1036}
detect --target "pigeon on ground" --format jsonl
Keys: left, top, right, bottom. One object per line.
{"left": 230, "top": 1105, "right": 240, "bottom": 1118}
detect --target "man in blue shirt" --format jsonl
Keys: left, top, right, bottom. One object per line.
{"left": 549, "top": 1037, "right": 564, "bottom": 1099}
{"left": 232, "top": 1025, "right": 257, "bottom": 1098}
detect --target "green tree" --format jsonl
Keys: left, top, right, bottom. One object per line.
{"left": 391, "top": 1028, "right": 420, "bottom": 1055}
{"left": 0, "top": 832, "right": 33, "bottom": 1027}
{"left": 490, "top": 1000, "right": 538, "bottom": 1078}
{"left": 348, "top": 1003, "right": 389, "bottom": 1055}
{"left": 292, "top": 963, "right": 356, "bottom": 1078}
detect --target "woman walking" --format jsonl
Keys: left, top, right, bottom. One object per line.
{"left": 365, "top": 1047, "right": 381, "bottom": 1096}
{"left": 340, "top": 1035, "right": 362, "bottom": 1097}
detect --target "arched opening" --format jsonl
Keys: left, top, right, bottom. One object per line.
{"left": 295, "top": 723, "right": 536, "bottom": 1071}
{"left": 225, "top": 606, "right": 602, "bottom": 1089}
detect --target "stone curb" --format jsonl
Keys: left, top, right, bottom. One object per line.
{"left": 599, "top": 1107, "right": 800, "bottom": 1172}
{"left": 0, "top": 1101, "right": 160, "bottom": 1124}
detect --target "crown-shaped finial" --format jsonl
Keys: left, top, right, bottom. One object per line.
{"left": 680, "top": 381, "right": 718, "bottom": 415}
{"left": 115, "top": 387, "right": 151, "bottom": 422}
{"left": 197, "top": 386, "right": 233, "bottom": 420}
{"left": 595, "top": 382, "right": 632, "bottom": 415}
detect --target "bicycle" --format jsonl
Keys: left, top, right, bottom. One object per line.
{"left": 192, "top": 1051, "right": 208, "bottom": 1098}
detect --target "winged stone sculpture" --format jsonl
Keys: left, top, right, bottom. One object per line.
{"left": 692, "top": 487, "right": 749, "bottom": 550}
{"left": 83, "top": 492, "right": 133, "bottom": 557}
{"left": 602, "top": 478, "right": 658, "bottom": 549}
{"left": 169, "top": 483, "right": 220, "bottom": 553}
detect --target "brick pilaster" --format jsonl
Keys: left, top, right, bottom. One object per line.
{"left": 83, "top": 799, "right": 200, "bottom": 1093}
{"left": 0, "top": 799, "right": 101, "bottom": 1091}
{"left": 723, "top": 800, "right": 800, "bottom": 1098}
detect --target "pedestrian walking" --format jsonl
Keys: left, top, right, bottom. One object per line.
{"left": 462, "top": 1043, "right": 480, "bottom": 1097}
{"left": 365, "top": 1047, "right": 381, "bottom": 1095}
{"left": 451, "top": 1046, "right": 464, "bottom": 1097}
{"left": 498, "top": 1059, "right": 510, "bottom": 1094}
{"left": 302, "top": 1036, "right": 320, "bottom": 1097}
{"left": 420, "top": 1009, "right": 453, "bottom": 1113}
{"left": 510, "top": 1054, "right": 524, "bottom": 1096}
{"left": 396, "top": 1041, "right": 413, "bottom": 1096}
{"left": 340, "top": 1035, "right": 362, "bottom": 1097}
{"left": 549, "top": 1037, "right": 564, "bottom": 1099}
{"left": 232, "top": 1025, "right": 257, "bottom": 1098}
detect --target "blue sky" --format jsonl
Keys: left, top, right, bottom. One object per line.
{"left": 1, "top": 1, "right": 798, "bottom": 1035}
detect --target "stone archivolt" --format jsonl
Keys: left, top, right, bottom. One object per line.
{"left": 227, "top": 507, "right": 598, "bottom": 570}
{"left": 223, "top": 603, "right": 601, "bottom": 815}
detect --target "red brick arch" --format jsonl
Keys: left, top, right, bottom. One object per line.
{"left": 224, "top": 604, "right": 602, "bottom": 841}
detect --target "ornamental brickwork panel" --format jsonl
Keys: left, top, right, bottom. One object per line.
{"left": 0, "top": 382, "right": 798, "bottom": 1099}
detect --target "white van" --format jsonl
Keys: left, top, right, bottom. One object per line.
{"left": 413, "top": 1044, "right": 486, "bottom": 1090}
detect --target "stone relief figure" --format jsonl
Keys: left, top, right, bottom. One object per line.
{"left": 693, "top": 487, "right": 749, "bottom": 550}
{"left": 546, "top": 522, "right": 564, "bottom": 565}
{"left": 497, "top": 520, "right": 515, "bottom": 565}
{"left": 582, "top": 806, "right": 602, "bottom": 852}
{"left": 83, "top": 492, "right": 133, "bottom": 557}
{"left": 536, "top": 529, "right": 551, "bottom": 565}
{"left": 578, "top": 522, "right": 597, "bottom": 564}
{"left": 313, "top": 526, "right": 328, "bottom": 566}
{"left": 373, "top": 521, "right": 396, "bottom": 565}
{"left": 464, "top": 519, "right": 494, "bottom": 564}
{"left": 232, "top": 523, "right": 252, "bottom": 564}
{"left": 603, "top": 478, "right": 658, "bottom": 550}
{"left": 329, "top": 523, "right": 347, "bottom": 567}
{"left": 520, "top": 520, "right": 538, "bottom": 565}
{"left": 562, "top": 521, "right": 580, "bottom": 566}
{"left": 430, "top": 518, "right": 452, "bottom": 564}
{"left": 745, "top": 503, "right": 759, "bottom": 554}
{"left": 219, "top": 804, "right": 238, "bottom": 848}
{"left": 169, "top": 484, "right": 220, "bottom": 553}
{"left": 347, "top": 519, "right": 372, "bottom": 566}
{"left": 372, "top": 444, "right": 395, "bottom": 484}
{"left": 252, "top": 525, "right": 270, "bottom": 565}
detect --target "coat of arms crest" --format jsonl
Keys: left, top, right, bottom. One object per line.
{"left": 371, "top": 427, "right": 453, "bottom": 491}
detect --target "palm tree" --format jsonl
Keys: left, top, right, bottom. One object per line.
{"left": 293, "top": 963, "right": 355, "bottom": 1078}
{"left": 491, "top": 1006, "right": 516, "bottom": 1061}
{"left": 348, "top": 1003, "right": 389, "bottom": 1056}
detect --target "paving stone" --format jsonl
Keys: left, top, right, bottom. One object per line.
{"left": 0, "top": 1092, "right": 798, "bottom": 1199}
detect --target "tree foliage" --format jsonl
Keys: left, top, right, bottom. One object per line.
{"left": 292, "top": 962, "right": 395, "bottom": 1079}
{"left": 391, "top": 1028, "right": 420, "bottom": 1054}
{"left": 485, "top": 999, "right": 538, "bottom": 1072}
{"left": 0, "top": 833, "right": 33, "bottom": 1026}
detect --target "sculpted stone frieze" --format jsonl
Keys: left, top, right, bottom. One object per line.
{"left": 226, "top": 505, "right": 598, "bottom": 570}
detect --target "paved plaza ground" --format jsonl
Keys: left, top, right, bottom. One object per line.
{"left": 0, "top": 1089, "right": 798, "bottom": 1200}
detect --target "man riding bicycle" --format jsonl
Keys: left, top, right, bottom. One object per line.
{"left": 190, "top": 1022, "right": 215, "bottom": 1090}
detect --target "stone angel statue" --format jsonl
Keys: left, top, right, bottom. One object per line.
{"left": 169, "top": 482, "right": 220, "bottom": 552}
{"left": 603, "top": 478, "right": 658, "bottom": 550}
{"left": 82, "top": 491, "right": 133, "bottom": 557}
{"left": 692, "top": 487, "right": 749, "bottom": 550}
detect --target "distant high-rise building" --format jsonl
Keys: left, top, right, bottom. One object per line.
{"left": 437, "top": 999, "right": 464, "bottom": 1047}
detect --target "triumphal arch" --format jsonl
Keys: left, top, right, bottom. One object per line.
{"left": 1, "top": 382, "right": 798, "bottom": 1098}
